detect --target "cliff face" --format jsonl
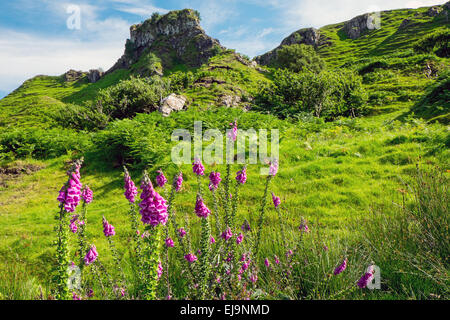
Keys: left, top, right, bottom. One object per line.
{"left": 255, "top": 28, "right": 321, "bottom": 66}
{"left": 107, "top": 9, "right": 223, "bottom": 74}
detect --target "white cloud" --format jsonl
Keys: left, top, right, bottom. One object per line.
{"left": 264, "top": 0, "right": 448, "bottom": 29}
{"left": 0, "top": 28, "right": 125, "bottom": 94}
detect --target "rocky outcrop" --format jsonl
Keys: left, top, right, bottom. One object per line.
{"left": 87, "top": 69, "right": 104, "bottom": 83}
{"left": 107, "top": 9, "right": 223, "bottom": 74}
{"left": 342, "top": 14, "right": 374, "bottom": 39}
{"left": 63, "top": 69, "right": 85, "bottom": 82}
{"left": 427, "top": 6, "right": 442, "bottom": 17}
{"left": 158, "top": 93, "right": 187, "bottom": 116}
{"left": 255, "top": 28, "right": 320, "bottom": 66}
{"left": 398, "top": 18, "right": 413, "bottom": 30}
{"left": 218, "top": 94, "right": 241, "bottom": 108}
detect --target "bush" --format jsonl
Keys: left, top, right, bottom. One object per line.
{"left": 414, "top": 30, "right": 449, "bottom": 58}
{"left": 275, "top": 44, "right": 325, "bottom": 73}
{"left": 254, "top": 69, "right": 367, "bottom": 119}
{"left": 52, "top": 103, "right": 109, "bottom": 131}
{"left": 95, "top": 76, "right": 169, "bottom": 120}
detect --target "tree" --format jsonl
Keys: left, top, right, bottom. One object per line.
{"left": 275, "top": 44, "right": 325, "bottom": 73}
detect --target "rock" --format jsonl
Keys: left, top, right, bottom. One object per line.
{"left": 255, "top": 28, "right": 320, "bottom": 65}
{"left": 219, "top": 95, "right": 241, "bottom": 108}
{"left": 158, "top": 93, "right": 187, "bottom": 116}
{"left": 87, "top": 69, "right": 104, "bottom": 83}
{"left": 399, "top": 18, "right": 413, "bottom": 30}
{"left": 342, "top": 14, "right": 372, "bottom": 39}
{"left": 427, "top": 6, "right": 442, "bottom": 17}
{"left": 63, "top": 69, "right": 85, "bottom": 82}
{"left": 106, "top": 9, "right": 224, "bottom": 75}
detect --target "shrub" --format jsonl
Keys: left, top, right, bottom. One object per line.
{"left": 95, "top": 76, "right": 169, "bottom": 120}
{"left": 275, "top": 44, "right": 325, "bottom": 73}
{"left": 414, "top": 30, "right": 449, "bottom": 58}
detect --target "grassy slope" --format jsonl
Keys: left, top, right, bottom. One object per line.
{"left": 0, "top": 5, "right": 449, "bottom": 299}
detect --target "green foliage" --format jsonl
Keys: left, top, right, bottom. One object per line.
{"left": 276, "top": 44, "right": 325, "bottom": 73}
{"left": 95, "top": 76, "right": 168, "bottom": 120}
{"left": 255, "top": 69, "right": 367, "bottom": 119}
{"left": 52, "top": 103, "right": 109, "bottom": 131}
{"left": 414, "top": 29, "right": 450, "bottom": 58}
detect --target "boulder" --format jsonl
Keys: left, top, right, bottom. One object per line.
{"left": 158, "top": 93, "right": 187, "bottom": 116}
{"left": 219, "top": 95, "right": 241, "bottom": 108}
{"left": 87, "top": 69, "right": 104, "bottom": 83}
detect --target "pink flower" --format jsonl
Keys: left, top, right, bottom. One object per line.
{"left": 241, "top": 220, "right": 251, "bottom": 232}
{"left": 192, "top": 158, "right": 205, "bottom": 176}
{"left": 357, "top": 270, "right": 374, "bottom": 288}
{"left": 178, "top": 228, "right": 186, "bottom": 238}
{"left": 123, "top": 167, "right": 138, "bottom": 203}
{"left": 334, "top": 258, "right": 347, "bottom": 276}
{"left": 157, "top": 261, "right": 163, "bottom": 280}
{"left": 236, "top": 233, "right": 244, "bottom": 245}
{"left": 69, "top": 221, "right": 78, "bottom": 233}
{"left": 184, "top": 253, "right": 197, "bottom": 263}
{"left": 165, "top": 237, "right": 174, "bottom": 248}
{"left": 241, "top": 260, "right": 250, "bottom": 271}
{"left": 227, "top": 120, "right": 238, "bottom": 142}
{"left": 195, "top": 196, "right": 211, "bottom": 218}
{"left": 299, "top": 220, "right": 309, "bottom": 233}
{"left": 102, "top": 216, "right": 115, "bottom": 237}
{"left": 175, "top": 172, "right": 183, "bottom": 192}
{"left": 210, "top": 236, "right": 216, "bottom": 244}
{"left": 209, "top": 171, "right": 221, "bottom": 191}
{"left": 156, "top": 169, "right": 167, "bottom": 188}
{"left": 72, "top": 292, "right": 81, "bottom": 300}
{"left": 236, "top": 167, "right": 247, "bottom": 184}
{"left": 269, "top": 159, "right": 278, "bottom": 177}
{"left": 87, "top": 289, "right": 94, "bottom": 298}
{"left": 249, "top": 273, "right": 258, "bottom": 283}
{"left": 264, "top": 258, "right": 270, "bottom": 267}
{"left": 120, "top": 288, "right": 126, "bottom": 297}
{"left": 59, "top": 164, "right": 83, "bottom": 213}
{"left": 271, "top": 192, "right": 281, "bottom": 208}
{"left": 84, "top": 245, "right": 98, "bottom": 265}
{"left": 139, "top": 173, "right": 168, "bottom": 226}
{"left": 286, "top": 249, "right": 293, "bottom": 257}
{"left": 81, "top": 186, "right": 93, "bottom": 204}
{"left": 274, "top": 255, "right": 280, "bottom": 264}
{"left": 221, "top": 227, "right": 233, "bottom": 241}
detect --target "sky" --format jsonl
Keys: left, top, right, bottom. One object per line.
{"left": 0, "top": 0, "right": 446, "bottom": 98}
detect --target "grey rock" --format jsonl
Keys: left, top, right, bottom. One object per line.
{"left": 159, "top": 93, "right": 187, "bottom": 116}
{"left": 255, "top": 28, "right": 320, "bottom": 65}
{"left": 342, "top": 14, "right": 373, "bottom": 39}
{"left": 87, "top": 69, "right": 104, "bottom": 83}
{"left": 63, "top": 69, "right": 85, "bottom": 82}
{"left": 219, "top": 95, "right": 241, "bottom": 108}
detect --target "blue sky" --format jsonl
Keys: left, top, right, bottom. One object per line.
{"left": 0, "top": 0, "right": 446, "bottom": 98}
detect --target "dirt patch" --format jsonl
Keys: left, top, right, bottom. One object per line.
{"left": 0, "top": 163, "right": 44, "bottom": 188}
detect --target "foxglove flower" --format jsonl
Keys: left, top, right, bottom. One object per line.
{"left": 195, "top": 196, "right": 211, "bottom": 218}
{"left": 357, "top": 271, "right": 374, "bottom": 288}
{"left": 269, "top": 159, "right": 278, "bottom": 177}
{"left": 84, "top": 245, "right": 98, "bottom": 265}
{"left": 241, "top": 220, "right": 251, "bottom": 232}
{"left": 271, "top": 192, "right": 281, "bottom": 208}
{"left": 139, "top": 172, "right": 168, "bottom": 226}
{"left": 58, "top": 164, "right": 83, "bottom": 213}
{"left": 120, "top": 288, "right": 126, "bottom": 297}
{"left": 299, "top": 219, "right": 309, "bottom": 233}
{"left": 209, "top": 171, "right": 221, "bottom": 191}
{"left": 178, "top": 227, "right": 186, "bottom": 238}
{"left": 249, "top": 274, "right": 258, "bottom": 283}
{"left": 157, "top": 261, "right": 163, "bottom": 280}
{"left": 264, "top": 258, "right": 270, "bottom": 267}
{"left": 286, "top": 249, "right": 293, "bottom": 257}
{"left": 221, "top": 227, "right": 233, "bottom": 241}
{"left": 227, "top": 120, "right": 238, "bottom": 142}
{"left": 236, "top": 233, "right": 243, "bottom": 245}
{"left": 81, "top": 186, "right": 93, "bottom": 204}
{"left": 184, "top": 253, "right": 197, "bottom": 263}
{"left": 192, "top": 158, "right": 205, "bottom": 176}
{"left": 165, "top": 237, "right": 174, "bottom": 248}
{"left": 210, "top": 236, "right": 216, "bottom": 244}
{"left": 236, "top": 167, "right": 247, "bottom": 184}
{"left": 102, "top": 216, "right": 115, "bottom": 237}
{"left": 123, "top": 167, "right": 138, "bottom": 203}
{"left": 334, "top": 258, "right": 347, "bottom": 276}
{"left": 72, "top": 292, "right": 81, "bottom": 300}
{"left": 156, "top": 169, "right": 167, "bottom": 188}
{"left": 175, "top": 172, "right": 183, "bottom": 192}
{"left": 274, "top": 255, "right": 280, "bottom": 264}
{"left": 69, "top": 221, "right": 78, "bottom": 233}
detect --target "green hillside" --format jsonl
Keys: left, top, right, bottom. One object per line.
{"left": 0, "top": 5, "right": 449, "bottom": 300}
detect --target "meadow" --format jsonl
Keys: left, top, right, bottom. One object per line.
{"left": 0, "top": 6, "right": 448, "bottom": 300}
